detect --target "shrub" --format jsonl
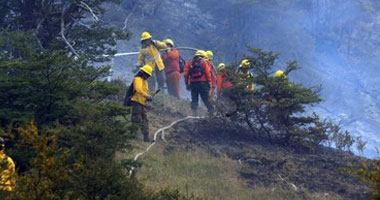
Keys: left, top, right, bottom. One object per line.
{"left": 216, "top": 47, "right": 361, "bottom": 152}
{"left": 351, "top": 160, "right": 380, "bottom": 199}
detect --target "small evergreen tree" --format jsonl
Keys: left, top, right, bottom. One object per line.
{"left": 222, "top": 47, "right": 330, "bottom": 149}
{"left": 0, "top": 1, "right": 169, "bottom": 199}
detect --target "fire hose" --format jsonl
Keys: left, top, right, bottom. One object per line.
{"left": 104, "top": 47, "right": 199, "bottom": 57}
{"left": 128, "top": 116, "right": 205, "bottom": 176}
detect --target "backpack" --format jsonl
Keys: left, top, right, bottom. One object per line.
{"left": 179, "top": 56, "right": 186, "bottom": 73}
{"left": 123, "top": 82, "right": 135, "bottom": 107}
{"left": 189, "top": 57, "right": 205, "bottom": 79}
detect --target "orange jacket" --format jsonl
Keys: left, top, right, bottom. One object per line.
{"left": 184, "top": 57, "right": 212, "bottom": 84}
{"left": 137, "top": 40, "right": 167, "bottom": 71}
{"left": 208, "top": 61, "right": 217, "bottom": 88}
{"left": 217, "top": 72, "right": 233, "bottom": 97}
{"left": 161, "top": 49, "right": 180, "bottom": 74}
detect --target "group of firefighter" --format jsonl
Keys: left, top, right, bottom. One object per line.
{"left": 129, "top": 31, "right": 286, "bottom": 142}
{"left": 0, "top": 31, "right": 289, "bottom": 194}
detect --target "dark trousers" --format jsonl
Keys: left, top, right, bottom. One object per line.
{"left": 148, "top": 69, "right": 166, "bottom": 92}
{"left": 190, "top": 82, "right": 214, "bottom": 112}
{"left": 131, "top": 101, "right": 149, "bottom": 137}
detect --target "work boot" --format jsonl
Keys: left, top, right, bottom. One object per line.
{"left": 143, "top": 134, "right": 151, "bottom": 143}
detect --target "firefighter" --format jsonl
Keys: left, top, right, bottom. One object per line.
{"left": 131, "top": 65, "right": 154, "bottom": 142}
{"left": 0, "top": 138, "right": 16, "bottom": 192}
{"left": 184, "top": 50, "right": 214, "bottom": 114}
{"left": 206, "top": 50, "right": 217, "bottom": 102}
{"left": 161, "top": 39, "right": 181, "bottom": 98}
{"left": 216, "top": 63, "right": 233, "bottom": 98}
{"left": 236, "top": 59, "right": 255, "bottom": 91}
{"left": 136, "top": 32, "right": 167, "bottom": 92}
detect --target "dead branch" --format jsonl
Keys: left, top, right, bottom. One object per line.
{"left": 72, "top": 16, "right": 93, "bottom": 29}
{"left": 34, "top": 18, "right": 45, "bottom": 49}
{"left": 123, "top": 0, "right": 140, "bottom": 30}
{"left": 60, "top": 6, "right": 79, "bottom": 57}
{"left": 78, "top": 1, "right": 99, "bottom": 22}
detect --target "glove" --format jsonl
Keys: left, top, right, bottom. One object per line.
{"left": 146, "top": 95, "right": 153, "bottom": 102}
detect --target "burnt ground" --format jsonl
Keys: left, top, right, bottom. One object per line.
{"left": 146, "top": 97, "right": 369, "bottom": 199}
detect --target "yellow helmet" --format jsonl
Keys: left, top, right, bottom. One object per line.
{"left": 274, "top": 70, "right": 285, "bottom": 78}
{"left": 141, "top": 31, "right": 152, "bottom": 41}
{"left": 240, "top": 59, "right": 251, "bottom": 68}
{"left": 217, "top": 63, "right": 226, "bottom": 71}
{"left": 140, "top": 64, "right": 153, "bottom": 76}
{"left": 206, "top": 50, "right": 214, "bottom": 60}
{"left": 164, "top": 38, "right": 175, "bottom": 47}
{"left": 195, "top": 50, "right": 207, "bottom": 58}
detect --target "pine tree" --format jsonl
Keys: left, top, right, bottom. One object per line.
{"left": 0, "top": 1, "right": 160, "bottom": 199}
{"left": 222, "top": 47, "right": 329, "bottom": 149}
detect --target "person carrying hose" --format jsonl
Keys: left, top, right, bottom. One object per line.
{"left": 184, "top": 50, "right": 214, "bottom": 114}
{"left": 136, "top": 32, "right": 167, "bottom": 92}
{"left": 161, "top": 39, "right": 181, "bottom": 98}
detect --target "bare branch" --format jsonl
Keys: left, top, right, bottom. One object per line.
{"left": 60, "top": 6, "right": 79, "bottom": 57}
{"left": 71, "top": 16, "right": 93, "bottom": 29}
{"left": 34, "top": 18, "right": 45, "bottom": 49}
{"left": 123, "top": 0, "right": 140, "bottom": 30}
{"left": 78, "top": 1, "right": 99, "bottom": 22}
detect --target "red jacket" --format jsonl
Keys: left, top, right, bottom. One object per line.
{"left": 184, "top": 57, "right": 212, "bottom": 84}
{"left": 208, "top": 61, "right": 217, "bottom": 88}
{"left": 217, "top": 72, "right": 233, "bottom": 96}
{"left": 161, "top": 49, "right": 180, "bottom": 74}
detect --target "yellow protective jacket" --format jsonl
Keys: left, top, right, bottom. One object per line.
{"left": 237, "top": 68, "right": 255, "bottom": 91}
{"left": 131, "top": 76, "right": 150, "bottom": 106}
{"left": 0, "top": 151, "right": 16, "bottom": 192}
{"left": 137, "top": 40, "right": 167, "bottom": 71}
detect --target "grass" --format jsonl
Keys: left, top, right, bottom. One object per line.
{"left": 132, "top": 143, "right": 329, "bottom": 200}
{"left": 114, "top": 122, "right": 346, "bottom": 199}
{"left": 115, "top": 93, "right": 349, "bottom": 199}
{"left": 137, "top": 144, "right": 247, "bottom": 199}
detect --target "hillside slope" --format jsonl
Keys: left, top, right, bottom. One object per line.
{"left": 104, "top": 0, "right": 380, "bottom": 157}
{"left": 119, "top": 95, "right": 369, "bottom": 200}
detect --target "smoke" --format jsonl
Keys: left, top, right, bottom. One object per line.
{"left": 105, "top": 0, "right": 380, "bottom": 157}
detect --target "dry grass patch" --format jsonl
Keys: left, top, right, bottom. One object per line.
{"left": 134, "top": 144, "right": 317, "bottom": 200}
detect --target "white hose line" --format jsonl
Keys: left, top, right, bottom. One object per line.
{"left": 104, "top": 46, "right": 199, "bottom": 57}
{"left": 129, "top": 116, "right": 205, "bottom": 175}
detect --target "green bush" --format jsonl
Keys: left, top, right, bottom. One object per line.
{"left": 216, "top": 47, "right": 355, "bottom": 151}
